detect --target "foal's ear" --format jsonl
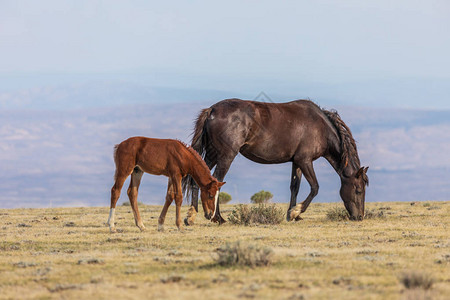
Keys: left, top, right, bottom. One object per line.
{"left": 218, "top": 181, "right": 226, "bottom": 188}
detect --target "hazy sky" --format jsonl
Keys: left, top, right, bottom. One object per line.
{"left": 1, "top": 1, "right": 449, "bottom": 106}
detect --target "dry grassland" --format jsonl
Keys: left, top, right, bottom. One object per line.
{"left": 0, "top": 201, "right": 448, "bottom": 300}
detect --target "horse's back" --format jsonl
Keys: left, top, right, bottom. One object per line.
{"left": 207, "top": 99, "right": 334, "bottom": 163}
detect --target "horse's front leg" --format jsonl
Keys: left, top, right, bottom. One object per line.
{"left": 289, "top": 161, "right": 319, "bottom": 221}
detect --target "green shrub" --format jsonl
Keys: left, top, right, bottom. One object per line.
{"left": 228, "top": 204, "right": 284, "bottom": 225}
{"left": 250, "top": 190, "right": 273, "bottom": 204}
{"left": 218, "top": 192, "right": 232, "bottom": 204}
{"left": 215, "top": 241, "right": 273, "bottom": 267}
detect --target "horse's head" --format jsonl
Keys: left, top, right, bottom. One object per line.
{"left": 340, "top": 167, "right": 369, "bottom": 221}
{"left": 200, "top": 180, "right": 226, "bottom": 220}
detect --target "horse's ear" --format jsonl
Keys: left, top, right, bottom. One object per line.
{"left": 218, "top": 182, "right": 226, "bottom": 188}
{"left": 355, "top": 167, "right": 365, "bottom": 178}
{"left": 364, "top": 166, "right": 369, "bottom": 174}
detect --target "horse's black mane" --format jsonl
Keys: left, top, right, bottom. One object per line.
{"left": 321, "top": 109, "right": 361, "bottom": 174}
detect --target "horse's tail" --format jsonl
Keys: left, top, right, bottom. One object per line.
{"left": 182, "top": 108, "right": 213, "bottom": 201}
{"left": 321, "top": 108, "right": 360, "bottom": 172}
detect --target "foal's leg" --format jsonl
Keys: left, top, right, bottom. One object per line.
{"left": 173, "top": 176, "right": 184, "bottom": 231}
{"left": 158, "top": 178, "right": 174, "bottom": 232}
{"left": 108, "top": 173, "right": 129, "bottom": 233}
{"left": 295, "top": 160, "right": 319, "bottom": 217}
{"left": 127, "top": 167, "right": 145, "bottom": 231}
{"left": 287, "top": 163, "right": 303, "bottom": 221}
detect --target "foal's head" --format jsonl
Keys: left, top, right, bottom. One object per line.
{"left": 200, "top": 181, "right": 226, "bottom": 220}
{"left": 340, "top": 167, "right": 369, "bottom": 221}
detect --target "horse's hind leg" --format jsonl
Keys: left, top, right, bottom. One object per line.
{"left": 127, "top": 167, "right": 145, "bottom": 231}
{"left": 287, "top": 163, "right": 303, "bottom": 221}
{"left": 294, "top": 160, "right": 319, "bottom": 218}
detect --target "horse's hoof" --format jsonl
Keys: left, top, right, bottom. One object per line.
{"left": 110, "top": 227, "right": 117, "bottom": 233}
{"left": 157, "top": 224, "right": 164, "bottom": 232}
{"left": 288, "top": 204, "right": 302, "bottom": 221}
{"left": 294, "top": 215, "right": 303, "bottom": 221}
{"left": 138, "top": 226, "right": 146, "bottom": 232}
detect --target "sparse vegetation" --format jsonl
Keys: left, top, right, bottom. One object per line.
{"left": 400, "top": 271, "right": 434, "bottom": 290}
{"left": 228, "top": 204, "right": 284, "bottom": 225}
{"left": 218, "top": 192, "right": 232, "bottom": 204}
{"left": 325, "top": 207, "right": 386, "bottom": 221}
{"left": 122, "top": 201, "right": 145, "bottom": 206}
{"left": 325, "top": 206, "right": 349, "bottom": 221}
{"left": 214, "top": 241, "right": 273, "bottom": 267}
{"left": 0, "top": 201, "right": 448, "bottom": 299}
{"left": 250, "top": 190, "right": 273, "bottom": 204}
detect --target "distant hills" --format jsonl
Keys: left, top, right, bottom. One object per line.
{"left": 0, "top": 82, "right": 449, "bottom": 208}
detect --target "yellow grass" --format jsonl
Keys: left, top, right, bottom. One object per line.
{"left": 0, "top": 202, "right": 449, "bottom": 300}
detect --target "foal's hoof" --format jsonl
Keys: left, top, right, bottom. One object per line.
{"left": 157, "top": 224, "right": 164, "bottom": 232}
{"left": 109, "top": 227, "right": 117, "bottom": 234}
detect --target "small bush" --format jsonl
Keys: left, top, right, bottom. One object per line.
{"left": 218, "top": 192, "right": 232, "bottom": 204}
{"left": 250, "top": 190, "right": 273, "bottom": 204}
{"left": 215, "top": 241, "right": 273, "bottom": 267}
{"left": 326, "top": 207, "right": 349, "bottom": 221}
{"left": 228, "top": 204, "right": 284, "bottom": 225}
{"left": 400, "top": 271, "right": 434, "bottom": 290}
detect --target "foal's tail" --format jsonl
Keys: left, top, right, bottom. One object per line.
{"left": 113, "top": 144, "right": 120, "bottom": 181}
{"left": 182, "top": 108, "right": 213, "bottom": 201}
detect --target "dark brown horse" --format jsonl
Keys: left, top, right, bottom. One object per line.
{"left": 183, "top": 99, "right": 368, "bottom": 224}
{"left": 107, "top": 137, "right": 225, "bottom": 232}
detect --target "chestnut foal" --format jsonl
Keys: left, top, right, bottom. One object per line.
{"left": 107, "top": 137, "right": 225, "bottom": 233}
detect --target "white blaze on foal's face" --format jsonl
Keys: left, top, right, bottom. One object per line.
{"left": 213, "top": 191, "right": 219, "bottom": 216}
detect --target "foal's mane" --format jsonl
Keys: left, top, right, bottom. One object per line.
{"left": 178, "top": 140, "right": 212, "bottom": 177}
{"left": 321, "top": 109, "right": 361, "bottom": 174}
